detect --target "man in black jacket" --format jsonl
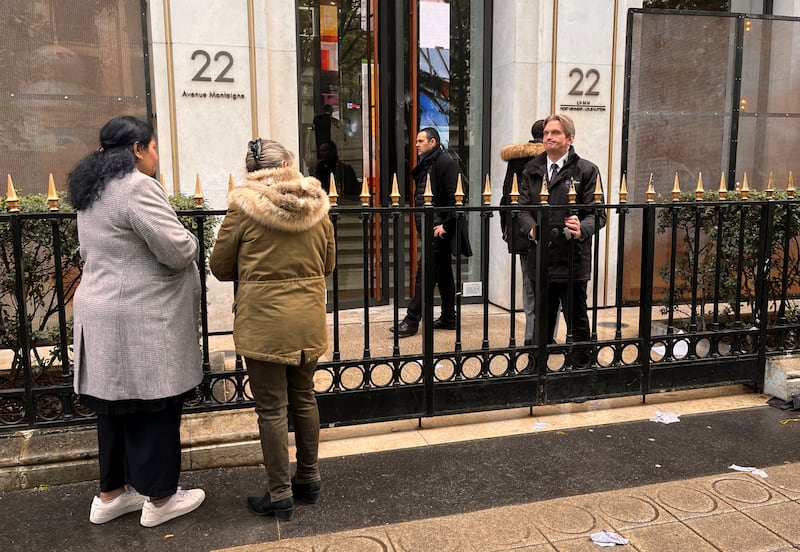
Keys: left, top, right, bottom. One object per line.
{"left": 500, "top": 119, "right": 544, "bottom": 345}
{"left": 391, "top": 127, "right": 472, "bottom": 338}
{"left": 518, "top": 114, "right": 605, "bottom": 368}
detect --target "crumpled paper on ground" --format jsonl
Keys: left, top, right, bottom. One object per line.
{"left": 729, "top": 464, "right": 768, "bottom": 478}
{"left": 590, "top": 530, "right": 629, "bottom": 547}
{"left": 650, "top": 410, "right": 681, "bottom": 424}
{"left": 532, "top": 419, "right": 551, "bottom": 431}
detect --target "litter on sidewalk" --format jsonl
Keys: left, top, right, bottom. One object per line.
{"left": 650, "top": 410, "right": 681, "bottom": 424}
{"left": 729, "top": 464, "right": 768, "bottom": 478}
{"left": 590, "top": 530, "right": 629, "bottom": 547}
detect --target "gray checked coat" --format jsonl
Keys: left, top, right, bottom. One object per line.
{"left": 72, "top": 171, "right": 203, "bottom": 401}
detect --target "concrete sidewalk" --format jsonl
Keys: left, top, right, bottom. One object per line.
{"left": 3, "top": 388, "right": 800, "bottom": 551}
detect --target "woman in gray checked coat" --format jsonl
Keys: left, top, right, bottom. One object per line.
{"left": 68, "top": 115, "right": 205, "bottom": 528}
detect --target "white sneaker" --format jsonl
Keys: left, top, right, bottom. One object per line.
{"left": 89, "top": 485, "right": 146, "bottom": 524}
{"left": 140, "top": 487, "right": 205, "bottom": 527}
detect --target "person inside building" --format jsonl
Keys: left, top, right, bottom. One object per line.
{"left": 210, "top": 138, "right": 335, "bottom": 521}
{"left": 500, "top": 119, "right": 545, "bottom": 346}
{"left": 313, "top": 140, "right": 359, "bottom": 197}
{"left": 517, "top": 113, "right": 605, "bottom": 369}
{"left": 68, "top": 115, "right": 205, "bottom": 527}
{"left": 390, "top": 127, "right": 472, "bottom": 338}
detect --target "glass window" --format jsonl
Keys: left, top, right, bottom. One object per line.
{"left": 0, "top": 1, "right": 150, "bottom": 194}
{"left": 298, "top": 0, "right": 369, "bottom": 203}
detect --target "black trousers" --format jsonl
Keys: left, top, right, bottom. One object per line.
{"left": 96, "top": 401, "right": 183, "bottom": 498}
{"left": 544, "top": 280, "right": 591, "bottom": 366}
{"left": 405, "top": 237, "right": 455, "bottom": 324}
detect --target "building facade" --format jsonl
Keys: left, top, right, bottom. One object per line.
{"left": 2, "top": 0, "right": 798, "bottom": 329}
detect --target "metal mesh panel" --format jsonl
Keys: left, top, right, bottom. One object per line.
{"left": 0, "top": 1, "right": 149, "bottom": 195}
{"left": 623, "top": 10, "right": 800, "bottom": 301}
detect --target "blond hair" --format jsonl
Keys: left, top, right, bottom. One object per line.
{"left": 545, "top": 113, "right": 576, "bottom": 138}
{"left": 245, "top": 138, "right": 294, "bottom": 172}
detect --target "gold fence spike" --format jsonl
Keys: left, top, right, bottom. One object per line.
{"left": 389, "top": 173, "right": 401, "bottom": 206}
{"left": 695, "top": 172, "right": 704, "bottom": 201}
{"left": 539, "top": 179, "right": 549, "bottom": 204}
{"left": 788, "top": 171, "right": 795, "bottom": 199}
{"left": 454, "top": 173, "right": 465, "bottom": 206}
{"left": 567, "top": 179, "right": 577, "bottom": 204}
{"left": 593, "top": 174, "right": 602, "bottom": 203}
{"left": 619, "top": 174, "right": 628, "bottom": 203}
{"left": 671, "top": 172, "right": 680, "bottom": 201}
{"left": 481, "top": 174, "right": 491, "bottom": 205}
{"left": 228, "top": 174, "right": 235, "bottom": 192}
{"left": 718, "top": 172, "right": 727, "bottom": 200}
{"left": 766, "top": 170, "right": 774, "bottom": 199}
{"left": 646, "top": 173, "right": 655, "bottom": 203}
{"left": 328, "top": 174, "right": 339, "bottom": 206}
{"left": 423, "top": 173, "right": 433, "bottom": 206}
{"left": 509, "top": 173, "right": 519, "bottom": 205}
{"left": 359, "top": 176, "right": 371, "bottom": 206}
{"left": 741, "top": 172, "right": 750, "bottom": 200}
{"left": 6, "top": 174, "right": 19, "bottom": 212}
{"left": 193, "top": 174, "right": 204, "bottom": 208}
{"left": 47, "top": 173, "right": 59, "bottom": 211}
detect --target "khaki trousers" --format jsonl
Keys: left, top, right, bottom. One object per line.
{"left": 245, "top": 356, "right": 320, "bottom": 501}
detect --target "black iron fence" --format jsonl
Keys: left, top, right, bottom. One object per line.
{"left": 2, "top": 176, "right": 799, "bottom": 432}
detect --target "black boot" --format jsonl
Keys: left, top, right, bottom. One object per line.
{"left": 292, "top": 477, "right": 321, "bottom": 504}
{"left": 247, "top": 493, "right": 295, "bottom": 520}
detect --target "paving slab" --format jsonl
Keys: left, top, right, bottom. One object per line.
{"left": 2, "top": 404, "right": 800, "bottom": 552}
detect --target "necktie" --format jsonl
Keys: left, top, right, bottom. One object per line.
{"left": 549, "top": 163, "right": 558, "bottom": 184}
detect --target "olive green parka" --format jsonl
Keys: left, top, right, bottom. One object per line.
{"left": 210, "top": 167, "right": 335, "bottom": 365}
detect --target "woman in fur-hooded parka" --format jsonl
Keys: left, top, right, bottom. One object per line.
{"left": 211, "top": 140, "right": 335, "bottom": 517}
{"left": 210, "top": 165, "right": 335, "bottom": 364}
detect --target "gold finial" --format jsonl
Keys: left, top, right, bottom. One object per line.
{"left": 741, "top": 172, "right": 750, "bottom": 200}
{"left": 423, "top": 174, "right": 433, "bottom": 206}
{"left": 695, "top": 171, "right": 704, "bottom": 201}
{"left": 646, "top": 173, "right": 655, "bottom": 203}
{"left": 47, "top": 173, "right": 59, "bottom": 211}
{"left": 593, "top": 174, "right": 602, "bottom": 203}
{"left": 787, "top": 171, "right": 795, "bottom": 199}
{"left": 359, "top": 176, "right": 371, "bottom": 206}
{"left": 389, "top": 173, "right": 401, "bottom": 206}
{"left": 671, "top": 172, "right": 681, "bottom": 201}
{"left": 619, "top": 174, "right": 628, "bottom": 203}
{"left": 159, "top": 172, "right": 168, "bottom": 193}
{"left": 328, "top": 174, "right": 339, "bottom": 206}
{"left": 539, "top": 179, "right": 549, "bottom": 204}
{"left": 228, "top": 174, "right": 235, "bottom": 192}
{"left": 482, "top": 174, "right": 491, "bottom": 205}
{"left": 718, "top": 172, "right": 727, "bottom": 200}
{"left": 509, "top": 173, "right": 519, "bottom": 205}
{"left": 454, "top": 173, "right": 465, "bottom": 206}
{"left": 567, "top": 179, "right": 577, "bottom": 204}
{"left": 193, "top": 174, "right": 204, "bottom": 208}
{"left": 6, "top": 174, "right": 19, "bottom": 212}
{"left": 765, "top": 170, "right": 774, "bottom": 199}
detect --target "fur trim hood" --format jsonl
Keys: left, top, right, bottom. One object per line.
{"left": 227, "top": 167, "right": 330, "bottom": 233}
{"left": 500, "top": 142, "right": 545, "bottom": 162}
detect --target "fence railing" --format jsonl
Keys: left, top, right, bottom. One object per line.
{"left": 1, "top": 171, "right": 798, "bottom": 432}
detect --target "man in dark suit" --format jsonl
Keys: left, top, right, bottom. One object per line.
{"left": 391, "top": 127, "right": 472, "bottom": 338}
{"left": 518, "top": 114, "right": 605, "bottom": 368}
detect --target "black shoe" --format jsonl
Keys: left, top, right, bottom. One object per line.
{"left": 247, "top": 494, "right": 295, "bottom": 520}
{"left": 292, "top": 477, "right": 321, "bottom": 504}
{"left": 390, "top": 320, "right": 418, "bottom": 338}
{"left": 432, "top": 317, "right": 457, "bottom": 330}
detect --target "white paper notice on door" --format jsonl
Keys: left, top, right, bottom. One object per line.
{"left": 419, "top": 1, "right": 450, "bottom": 50}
